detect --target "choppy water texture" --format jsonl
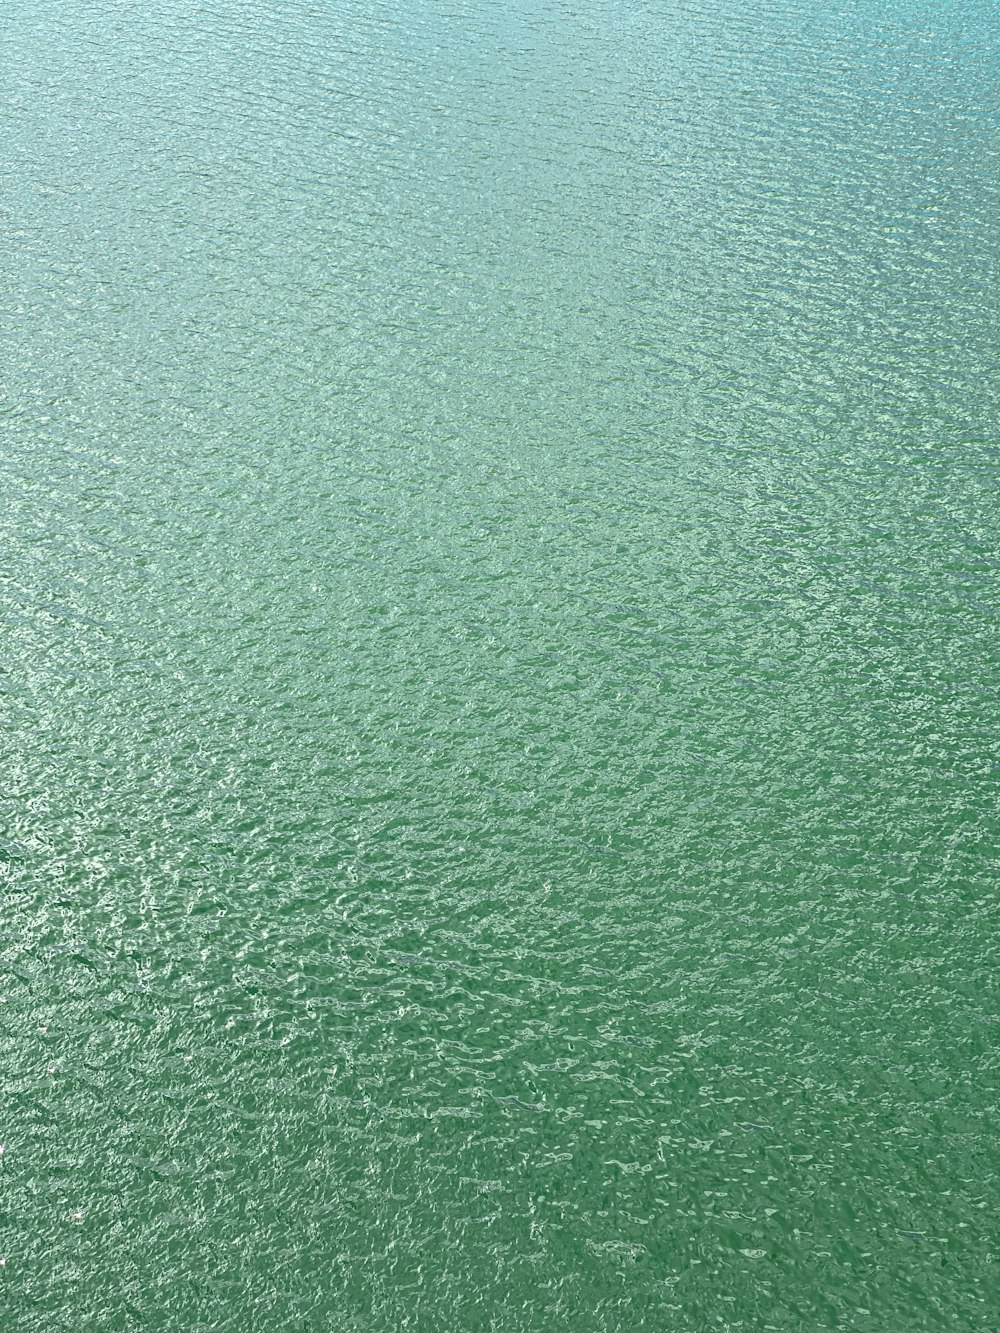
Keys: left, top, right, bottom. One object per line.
{"left": 3, "top": 0, "right": 1000, "bottom": 1327}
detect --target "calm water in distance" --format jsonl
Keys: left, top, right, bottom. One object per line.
{"left": 3, "top": 0, "right": 1000, "bottom": 1327}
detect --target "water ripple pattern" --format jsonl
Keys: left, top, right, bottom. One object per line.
{"left": 2, "top": 0, "right": 999, "bottom": 1328}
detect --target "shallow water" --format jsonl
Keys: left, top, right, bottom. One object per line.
{"left": 3, "top": 0, "right": 999, "bottom": 1327}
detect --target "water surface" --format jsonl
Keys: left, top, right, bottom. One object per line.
{"left": 3, "top": 0, "right": 999, "bottom": 1327}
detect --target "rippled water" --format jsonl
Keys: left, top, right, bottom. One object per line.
{"left": 3, "top": 0, "right": 999, "bottom": 1327}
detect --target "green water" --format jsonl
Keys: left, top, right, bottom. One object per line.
{"left": 3, "top": 0, "right": 999, "bottom": 1327}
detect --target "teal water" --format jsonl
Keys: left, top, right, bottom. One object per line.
{"left": 3, "top": 0, "right": 1000, "bottom": 1327}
